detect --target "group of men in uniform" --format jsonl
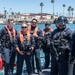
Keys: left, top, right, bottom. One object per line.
{"left": 0, "top": 16, "right": 75, "bottom": 75}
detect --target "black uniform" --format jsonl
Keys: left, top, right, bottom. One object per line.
{"left": 51, "top": 28, "right": 73, "bottom": 75}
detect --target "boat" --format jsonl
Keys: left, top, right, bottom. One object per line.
{"left": 73, "top": 20, "right": 75, "bottom": 24}
{"left": 68, "top": 20, "right": 73, "bottom": 24}
{"left": 0, "top": 20, "right": 4, "bottom": 24}
{"left": 0, "top": 53, "right": 51, "bottom": 75}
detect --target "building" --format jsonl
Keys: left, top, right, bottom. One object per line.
{"left": 9, "top": 13, "right": 58, "bottom": 23}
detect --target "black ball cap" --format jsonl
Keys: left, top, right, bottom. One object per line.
{"left": 45, "top": 22, "right": 51, "bottom": 27}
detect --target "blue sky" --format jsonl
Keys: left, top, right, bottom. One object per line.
{"left": 0, "top": 0, "right": 75, "bottom": 16}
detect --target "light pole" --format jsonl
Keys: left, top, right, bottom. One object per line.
{"left": 40, "top": 2, "right": 44, "bottom": 19}
{"left": 63, "top": 4, "right": 65, "bottom": 16}
{"left": 51, "top": 0, "right": 55, "bottom": 19}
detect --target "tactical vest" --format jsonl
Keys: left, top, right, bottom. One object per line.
{"left": 51, "top": 28, "right": 70, "bottom": 60}
{"left": 52, "top": 28, "right": 70, "bottom": 51}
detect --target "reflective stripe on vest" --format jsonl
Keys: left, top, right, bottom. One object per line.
{"left": 19, "top": 30, "right": 30, "bottom": 42}
{"left": 28, "top": 25, "right": 38, "bottom": 36}
{"left": 5, "top": 26, "right": 16, "bottom": 37}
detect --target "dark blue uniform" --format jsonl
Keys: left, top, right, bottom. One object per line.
{"left": 14, "top": 33, "right": 35, "bottom": 75}
{"left": 30, "top": 26, "right": 42, "bottom": 73}
{"left": 0, "top": 27, "right": 17, "bottom": 75}
{"left": 51, "top": 28, "right": 73, "bottom": 75}
{"left": 72, "top": 30, "right": 75, "bottom": 75}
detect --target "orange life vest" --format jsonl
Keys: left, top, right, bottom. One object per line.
{"left": 5, "top": 26, "right": 16, "bottom": 37}
{"left": 19, "top": 30, "right": 30, "bottom": 42}
{"left": 28, "top": 25, "right": 38, "bottom": 36}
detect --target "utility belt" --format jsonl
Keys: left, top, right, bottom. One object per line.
{"left": 21, "top": 45, "right": 32, "bottom": 53}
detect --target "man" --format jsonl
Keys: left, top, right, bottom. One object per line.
{"left": 0, "top": 19, "right": 17, "bottom": 75}
{"left": 42, "top": 22, "right": 53, "bottom": 69}
{"left": 72, "top": 31, "right": 75, "bottom": 75}
{"left": 28, "top": 18, "right": 43, "bottom": 74}
{"left": 14, "top": 23, "right": 35, "bottom": 75}
{"left": 50, "top": 16, "right": 73, "bottom": 75}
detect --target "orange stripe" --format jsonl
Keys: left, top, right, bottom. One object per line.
{"left": 5, "top": 26, "right": 16, "bottom": 37}
{"left": 28, "top": 25, "right": 38, "bottom": 36}
{"left": 19, "top": 30, "right": 30, "bottom": 42}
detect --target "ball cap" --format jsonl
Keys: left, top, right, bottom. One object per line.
{"left": 45, "top": 22, "right": 51, "bottom": 27}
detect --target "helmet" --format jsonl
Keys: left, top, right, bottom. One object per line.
{"left": 57, "top": 16, "right": 68, "bottom": 23}
{"left": 45, "top": 22, "right": 51, "bottom": 27}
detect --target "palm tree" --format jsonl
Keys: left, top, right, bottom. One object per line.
{"left": 67, "top": 6, "right": 71, "bottom": 18}
{"left": 3, "top": 7, "right": 7, "bottom": 19}
{"left": 11, "top": 12, "right": 14, "bottom": 15}
{"left": 63, "top": 4, "right": 66, "bottom": 16}
{"left": 51, "top": 0, "right": 55, "bottom": 18}
{"left": 40, "top": 2, "right": 44, "bottom": 19}
{"left": 71, "top": 8, "right": 74, "bottom": 18}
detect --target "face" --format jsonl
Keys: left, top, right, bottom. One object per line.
{"left": 21, "top": 23, "right": 28, "bottom": 33}
{"left": 31, "top": 20, "right": 37, "bottom": 27}
{"left": 57, "top": 22, "right": 66, "bottom": 29}
{"left": 7, "top": 20, "right": 14, "bottom": 29}
{"left": 45, "top": 25, "right": 50, "bottom": 28}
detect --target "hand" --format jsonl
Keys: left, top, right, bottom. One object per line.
{"left": 33, "top": 34, "right": 38, "bottom": 37}
{"left": 30, "top": 46, "right": 34, "bottom": 50}
{"left": 73, "top": 60, "right": 75, "bottom": 64}
{"left": 18, "top": 50, "right": 24, "bottom": 55}
{"left": 27, "top": 52, "right": 31, "bottom": 55}
{"left": 16, "top": 47, "right": 24, "bottom": 55}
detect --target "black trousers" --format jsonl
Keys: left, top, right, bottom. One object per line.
{"left": 51, "top": 54, "right": 68, "bottom": 75}
{"left": 16, "top": 52, "right": 32, "bottom": 75}
{"left": 10, "top": 51, "right": 16, "bottom": 73}
{"left": 44, "top": 52, "right": 50, "bottom": 68}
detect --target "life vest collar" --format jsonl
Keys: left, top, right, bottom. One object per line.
{"left": 19, "top": 30, "right": 30, "bottom": 42}
{"left": 5, "top": 25, "right": 16, "bottom": 37}
{"left": 28, "top": 25, "right": 38, "bottom": 36}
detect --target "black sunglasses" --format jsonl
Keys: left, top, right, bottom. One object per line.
{"left": 32, "top": 21, "right": 37, "bottom": 24}
{"left": 21, "top": 26, "right": 27, "bottom": 29}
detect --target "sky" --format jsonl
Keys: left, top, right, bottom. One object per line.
{"left": 0, "top": 0, "right": 75, "bottom": 16}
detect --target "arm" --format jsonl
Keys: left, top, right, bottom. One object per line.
{"left": 72, "top": 31, "right": 75, "bottom": 60}
{"left": 14, "top": 34, "right": 24, "bottom": 55}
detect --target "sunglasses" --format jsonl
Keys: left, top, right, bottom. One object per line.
{"left": 21, "top": 26, "right": 27, "bottom": 29}
{"left": 32, "top": 21, "right": 37, "bottom": 24}
{"left": 57, "top": 19, "right": 64, "bottom": 23}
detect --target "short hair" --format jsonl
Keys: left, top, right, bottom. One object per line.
{"left": 31, "top": 18, "right": 37, "bottom": 22}
{"left": 22, "top": 22, "right": 28, "bottom": 27}
{"left": 8, "top": 18, "right": 14, "bottom": 22}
